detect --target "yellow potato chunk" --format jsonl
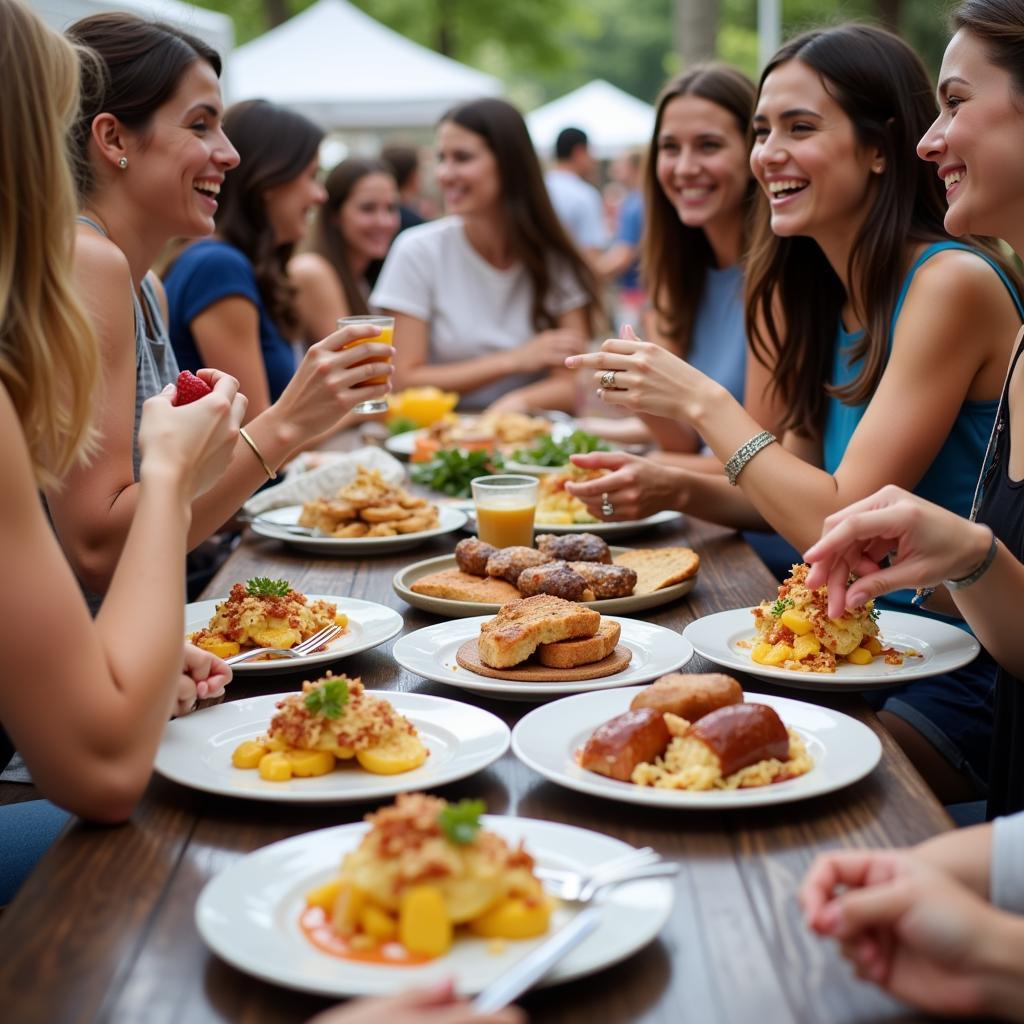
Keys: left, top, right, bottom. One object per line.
{"left": 863, "top": 636, "right": 883, "bottom": 656}
{"left": 780, "top": 608, "right": 813, "bottom": 635}
{"left": 232, "top": 739, "right": 268, "bottom": 769}
{"left": 332, "top": 745, "right": 356, "bottom": 759}
{"left": 762, "top": 642, "right": 794, "bottom": 666}
{"left": 356, "top": 733, "right": 427, "bottom": 775}
{"left": 196, "top": 638, "right": 241, "bottom": 659}
{"left": 793, "top": 634, "right": 821, "bottom": 660}
{"left": 286, "top": 749, "right": 336, "bottom": 777}
{"left": 399, "top": 886, "right": 452, "bottom": 958}
{"left": 332, "top": 882, "right": 368, "bottom": 938}
{"left": 360, "top": 903, "right": 398, "bottom": 942}
{"left": 250, "top": 625, "right": 301, "bottom": 649}
{"left": 258, "top": 751, "right": 292, "bottom": 781}
{"left": 751, "top": 641, "right": 773, "bottom": 664}
{"left": 334, "top": 613, "right": 349, "bottom": 629}
{"left": 305, "top": 879, "right": 342, "bottom": 911}
{"left": 469, "top": 897, "right": 551, "bottom": 940}
{"left": 265, "top": 734, "right": 288, "bottom": 751}
{"left": 847, "top": 646, "right": 874, "bottom": 665}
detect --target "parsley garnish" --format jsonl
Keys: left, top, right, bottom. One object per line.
{"left": 410, "top": 448, "right": 505, "bottom": 497}
{"left": 246, "top": 576, "right": 291, "bottom": 597}
{"left": 868, "top": 605, "right": 880, "bottom": 622}
{"left": 304, "top": 677, "right": 350, "bottom": 719}
{"left": 511, "top": 430, "right": 611, "bottom": 467}
{"left": 439, "top": 798, "right": 486, "bottom": 845}
{"left": 770, "top": 597, "right": 794, "bottom": 617}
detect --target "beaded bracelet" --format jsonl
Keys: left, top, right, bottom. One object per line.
{"left": 724, "top": 430, "right": 777, "bottom": 486}
{"left": 239, "top": 426, "right": 277, "bottom": 481}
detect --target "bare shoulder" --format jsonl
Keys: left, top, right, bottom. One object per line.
{"left": 908, "top": 246, "right": 1018, "bottom": 312}
{"left": 288, "top": 251, "right": 337, "bottom": 287}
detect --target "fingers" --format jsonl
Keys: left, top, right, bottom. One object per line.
{"left": 569, "top": 451, "right": 633, "bottom": 472}
{"left": 565, "top": 350, "right": 634, "bottom": 371}
{"left": 800, "top": 851, "right": 899, "bottom": 930}
{"left": 320, "top": 324, "right": 382, "bottom": 350}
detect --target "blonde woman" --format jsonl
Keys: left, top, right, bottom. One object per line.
{"left": 0, "top": 0, "right": 242, "bottom": 911}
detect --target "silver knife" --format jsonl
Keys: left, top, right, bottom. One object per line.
{"left": 471, "top": 907, "right": 601, "bottom": 1013}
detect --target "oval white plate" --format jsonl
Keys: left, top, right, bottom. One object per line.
{"left": 155, "top": 691, "right": 509, "bottom": 803}
{"left": 185, "top": 595, "right": 403, "bottom": 675}
{"left": 683, "top": 608, "right": 980, "bottom": 691}
{"left": 512, "top": 687, "right": 881, "bottom": 809}
{"left": 196, "top": 817, "right": 674, "bottom": 997}
{"left": 392, "top": 552, "right": 697, "bottom": 618}
{"left": 392, "top": 616, "right": 694, "bottom": 700}
{"left": 250, "top": 504, "right": 467, "bottom": 555}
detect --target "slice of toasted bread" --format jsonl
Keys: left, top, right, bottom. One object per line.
{"left": 536, "top": 618, "right": 621, "bottom": 668}
{"left": 409, "top": 569, "right": 520, "bottom": 603}
{"left": 613, "top": 547, "right": 700, "bottom": 594}
{"left": 477, "top": 594, "right": 600, "bottom": 668}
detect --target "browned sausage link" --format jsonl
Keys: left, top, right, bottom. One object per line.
{"left": 630, "top": 672, "right": 743, "bottom": 722}
{"left": 455, "top": 536, "right": 498, "bottom": 576}
{"left": 578, "top": 708, "right": 671, "bottom": 781}
{"left": 688, "top": 703, "right": 789, "bottom": 777}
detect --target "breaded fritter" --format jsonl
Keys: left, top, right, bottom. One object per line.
{"left": 485, "top": 546, "right": 552, "bottom": 585}
{"left": 516, "top": 561, "right": 591, "bottom": 601}
{"left": 567, "top": 561, "right": 637, "bottom": 598}
{"left": 535, "top": 532, "right": 611, "bottom": 564}
{"left": 455, "top": 536, "right": 498, "bottom": 576}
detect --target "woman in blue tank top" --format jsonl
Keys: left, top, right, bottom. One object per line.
{"left": 567, "top": 24, "right": 1024, "bottom": 804}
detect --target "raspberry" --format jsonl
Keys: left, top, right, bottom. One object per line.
{"left": 173, "top": 370, "right": 212, "bottom": 406}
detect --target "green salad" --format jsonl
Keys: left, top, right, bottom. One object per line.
{"left": 511, "top": 429, "right": 610, "bottom": 466}
{"left": 409, "top": 448, "right": 506, "bottom": 497}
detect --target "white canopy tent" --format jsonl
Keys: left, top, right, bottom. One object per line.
{"left": 31, "top": 0, "right": 233, "bottom": 58}
{"left": 226, "top": 0, "right": 501, "bottom": 131}
{"left": 527, "top": 80, "right": 655, "bottom": 161}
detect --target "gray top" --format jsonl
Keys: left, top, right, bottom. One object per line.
{"left": 991, "top": 812, "right": 1024, "bottom": 914}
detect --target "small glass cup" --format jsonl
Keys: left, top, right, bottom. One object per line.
{"left": 338, "top": 314, "right": 394, "bottom": 415}
{"left": 471, "top": 474, "right": 539, "bottom": 548}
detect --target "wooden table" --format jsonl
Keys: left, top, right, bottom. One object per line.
{"left": 0, "top": 516, "right": 951, "bottom": 1023}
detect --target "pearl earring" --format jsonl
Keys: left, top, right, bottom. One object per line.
{"left": 118, "top": 156, "right": 128, "bottom": 170}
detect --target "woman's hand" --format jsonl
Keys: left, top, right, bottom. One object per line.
{"left": 803, "top": 485, "right": 994, "bottom": 618}
{"left": 520, "top": 328, "right": 587, "bottom": 372}
{"left": 305, "top": 979, "right": 525, "bottom": 1024}
{"left": 273, "top": 325, "right": 395, "bottom": 441}
{"left": 564, "top": 451, "right": 686, "bottom": 521}
{"left": 564, "top": 326, "right": 720, "bottom": 421}
{"left": 800, "top": 849, "right": 1024, "bottom": 1020}
{"left": 173, "top": 643, "right": 232, "bottom": 717}
{"left": 138, "top": 369, "right": 245, "bottom": 499}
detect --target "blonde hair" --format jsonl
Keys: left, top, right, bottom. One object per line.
{"left": 0, "top": 0, "right": 99, "bottom": 487}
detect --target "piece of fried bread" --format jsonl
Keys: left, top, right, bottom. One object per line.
{"left": 536, "top": 618, "right": 621, "bottom": 668}
{"left": 613, "top": 547, "right": 700, "bottom": 594}
{"left": 409, "top": 569, "right": 520, "bottom": 604}
{"left": 478, "top": 594, "right": 601, "bottom": 668}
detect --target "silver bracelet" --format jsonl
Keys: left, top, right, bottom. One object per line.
{"left": 943, "top": 528, "right": 998, "bottom": 590}
{"left": 724, "top": 430, "right": 777, "bottom": 486}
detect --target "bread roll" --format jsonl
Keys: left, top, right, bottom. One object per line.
{"left": 578, "top": 708, "right": 670, "bottom": 781}
{"left": 630, "top": 673, "right": 742, "bottom": 722}
{"left": 688, "top": 703, "right": 789, "bottom": 777}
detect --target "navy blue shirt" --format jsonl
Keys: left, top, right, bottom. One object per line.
{"left": 164, "top": 240, "right": 296, "bottom": 403}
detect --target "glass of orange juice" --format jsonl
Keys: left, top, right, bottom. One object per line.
{"left": 471, "top": 475, "right": 539, "bottom": 548}
{"left": 337, "top": 314, "right": 394, "bottom": 414}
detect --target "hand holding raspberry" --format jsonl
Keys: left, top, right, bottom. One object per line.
{"left": 173, "top": 370, "right": 213, "bottom": 406}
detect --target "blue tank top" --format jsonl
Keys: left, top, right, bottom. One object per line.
{"left": 823, "top": 240, "right": 1024, "bottom": 610}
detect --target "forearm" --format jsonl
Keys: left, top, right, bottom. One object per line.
{"left": 501, "top": 371, "right": 577, "bottom": 413}
{"left": 395, "top": 349, "right": 520, "bottom": 395}
{"left": 639, "top": 413, "right": 701, "bottom": 454}
{"left": 677, "top": 468, "right": 770, "bottom": 529}
{"left": 978, "top": 913, "right": 1024, "bottom": 1022}
{"left": 912, "top": 824, "right": 993, "bottom": 897}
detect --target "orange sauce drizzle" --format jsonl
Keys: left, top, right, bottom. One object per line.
{"left": 299, "top": 906, "right": 430, "bottom": 966}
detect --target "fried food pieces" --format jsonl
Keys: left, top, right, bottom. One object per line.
{"left": 299, "top": 466, "right": 439, "bottom": 538}
{"left": 516, "top": 561, "right": 594, "bottom": 602}
{"left": 535, "top": 533, "right": 611, "bottom": 563}
{"left": 454, "top": 537, "right": 497, "bottom": 575}
{"left": 567, "top": 561, "right": 637, "bottom": 599}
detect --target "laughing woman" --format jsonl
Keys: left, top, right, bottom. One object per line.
{"left": 566, "top": 24, "right": 1024, "bottom": 804}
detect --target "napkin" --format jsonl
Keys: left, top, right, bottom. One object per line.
{"left": 242, "top": 446, "right": 406, "bottom": 517}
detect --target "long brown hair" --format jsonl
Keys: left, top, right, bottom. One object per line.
{"left": 1, "top": 0, "right": 98, "bottom": 487}
{"left": 746, "top": 23, "right": 1020, "bottom": 437}
{"left": 214, "top": 99, "right": 324, "bottom": 336}
{"left": 643, "top": 63, "right": 757, "bottom": 356}
{"left": 441, "top": 98, "right": 601, "bottom": 333}
{"left": 953, "top": 0, "right": 1024, "bottom": 92}
{"left": 306, "top": 158, "right": 396, "bottom": 318}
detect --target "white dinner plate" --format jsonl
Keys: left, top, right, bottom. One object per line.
{"left": 250, "top": 504, "right": 467, "bottom": 555}
{"left": 155, "top": 691, "right": 509, "bottom": 803}
{"left": 392, "top": 552, "right": 698, "bottom": 618}
{"left": 391, "top": 616, "right": 694, "bottom": 700}
{"left": 185, "top": 595, "right": 403, "bottom": 675}
{"left": 512, "top": 688, "right": 881, "bottom": 809}
{"left": 683, "top": 608, "right": 980, "bottom": 691}
{"left": 196, "top": 816, "right": 674, "bottom": 997}
{"left": 384, "top": 420, "right": 574, "bottom": 459}
{"left": 470, "top": 507, "right": 683, "bottom": 538}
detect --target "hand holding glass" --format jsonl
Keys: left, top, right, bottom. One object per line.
{"left": 471, "top": 475, "right": 539, "bottom": 548}
{"left": 337, "top": 315, "right": 394, "bottom": 415}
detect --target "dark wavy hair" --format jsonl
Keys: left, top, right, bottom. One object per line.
{"left": 214, "top": 99, "right": 324, "bottom": 336}
{"left": 66, "top": 12, "right": 221, "bottom": 201}
{"left": 306, "top": 158, "right": 396, "bottom": 318}
{"left": 745, "top": 22, "right": 1019, "bottom": 437}
{"left": 643, "top": 63, "right": 757, "bottom": 356}
{"left": 441, "top": 97, "right": 600, "bottom": 333}
{"left": 952, "top": 0, "right": 1024, "bottom": 93}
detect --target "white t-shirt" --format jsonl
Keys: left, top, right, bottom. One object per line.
{"left": 370, "top": 216, "right": 589, "bottom": 409}
{"left": 544, "top": 168, "right": 608, "bottom": 250}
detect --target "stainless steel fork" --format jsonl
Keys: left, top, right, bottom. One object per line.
{"left": 223, "top": 623, "right": 343, "bottom": 666}
{"left": 536, "top": 848, "right": 679, "bottom": 904}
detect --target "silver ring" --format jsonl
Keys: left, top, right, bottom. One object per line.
{"left": 600, "top": 492, "right": 614, "bottom": 518}
{"left": 600, "top": 369, "right": 618, "bottom": 390}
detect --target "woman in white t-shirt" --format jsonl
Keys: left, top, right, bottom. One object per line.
{"left": 371, "top": 98, "right": 599, "bottom": 411}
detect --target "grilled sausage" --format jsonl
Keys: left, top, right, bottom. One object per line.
{"left": 578, "top": 708, "right": 671, "bottom": 781}
{"left": 688, "top": 703, "right": 789, "bottom": 777}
